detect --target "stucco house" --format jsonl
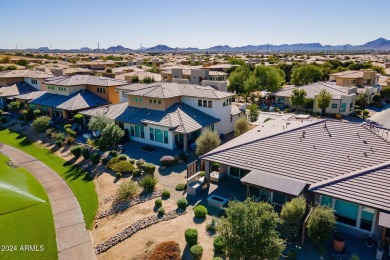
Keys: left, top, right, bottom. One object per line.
{"left": 272, "top": 82, "right": 357, "bottom": 115}
{"left": 0, "top": 70, "right": 53, "bottom": 89}
{"left": 200, "top": 119, "right": 390, "bottom": 249}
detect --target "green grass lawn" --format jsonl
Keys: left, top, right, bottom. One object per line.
{"left": 0, "top": 129, "right": 98, "bottom": 229}
{"left": 0, "top": 154, "right": 57, "bottom": 260}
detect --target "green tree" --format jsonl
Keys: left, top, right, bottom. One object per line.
{"left": 291, "top": 64, "right": 324, "bottom": 85}
{"left": 105, "top": 68, "right": 112, "bottom": 73}
{"left": 15, "top": 59, "right": 29, "bottom": 66}
{"left": 142, "top": 76, "right": 154, "bottom": 83}
{"left": 87, "top": 113, "right": 113, "bottom": 132}
{"left": 316, "top": 89, "right": 332, "bottom": 115}
{"left": 8, "top": 101, "right": 21, "bottom": 112}
{"left": 32, "top": 116, "right": 51, "bottom": 132}
{"left": 372, "top": 65, "right": 385, "bottom": 75}
{"left": 228, "top": 58, "right": 246, "bottom": 66}
{"left": 356, "top": 91, "right": 370, "bottom": 110}
{"left": 248, "top": 103, "right": 259, "bottom": 122}
{"left": 195, "top": 130, "right": 221, "bottom": 156}
{"left": 217, "top": 198, "right": 285, "bottom": 260}
{"left": 303, "top": 97, "right": 314, "bottom": 111}
{"left": 234, "top": 117, "right": 249, "bottom": 137}
{"left": 253, "top": 65, "right": 285, "bottom": 92}
{"left": 227, "top": 65, "right": 251, "bottom": 95}
{"left": 307, "top": 205, "right": 336, "bottom": 245}
{"left": 381, "top": 88, "right": 390, "bottom": 100}
{"left": 100, "top": 123, "right": 125, "bottom": 148}
{"left": 280, "top": 196, "right": 307, "bottom": 241}
{"left": 131, "top": 76, "right": 139, "bottom": 83}
{"left": 289, "top": 89, "right": 307, "bottom": 113}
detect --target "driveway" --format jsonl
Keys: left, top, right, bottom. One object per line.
{"left": 0, "top": 144, "right": 96, "bottom": 260}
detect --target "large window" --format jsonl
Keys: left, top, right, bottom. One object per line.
{"left": 335, "top": 200, "right": 359, "bottom": 227}
{"left": 228, "top": 167, "right": 250, "bottom": 179}
{"left": 320, "top": 195, "right": 333, "bottom": 207}
{"left": 278, "top": 97, "right": 285, "bottom": 104}
{"left": 340, "top": 103, "right": 346, "bottom": 112}
{"left": 130, "top": 124, "right": 144, "bottom": 138}
{"left": 360, "top": 206, "right": 375, "bottom": 231}
{"left": 198, "top": 99, "right": 212, "bottom": 108}
{"left": 149, "top": 128, "right": 169, "bottom": 144}
{"left": 97, "top": 87, "right": 106, "bottom": 94}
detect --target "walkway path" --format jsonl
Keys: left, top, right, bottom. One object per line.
{"left": 0, "top": 143, "right": 96, "bottom": 260}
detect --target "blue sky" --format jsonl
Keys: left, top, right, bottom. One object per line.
{"left": 1, "top": 0, "right": 390, "bottom": 49}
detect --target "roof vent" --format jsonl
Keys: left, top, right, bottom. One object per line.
{"left": 363, "top": 140, "right": 367, "bottom": 144}
{"left": 347, "top": 155, "right": 350, "bottom": 161}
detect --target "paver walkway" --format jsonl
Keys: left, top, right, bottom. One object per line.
{"left": 0, "top": 143, "right": 96, "bottom": 260}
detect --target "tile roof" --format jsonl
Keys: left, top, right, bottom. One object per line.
{"left": 310, "top": 164, "right": 390, "bottom": 212}
{"left": 80, "top": 102, "right": 128, "bottom": 120}
{"left": 43, "top": 75, "right": 128, "bottom": 87}
{"left": 118, "top": 82, "right": 234, "bottom": 100}
{"left": 14, "top": 90, "right": 46, "bottom": 101}
{"left": 201, "top": 120, "right": 390, "bottom": 184}
{"left": 273, "top": 82, "right": 353, "bottom": 99}
{"left": 116, "top": 102, "right": 220, "bottom": 134}
{"left": 115, "top": 71, "right": 162, "bottom": 82}
{"left": 0, "top": 82, "right": 38, "bottom": 97}
{"left": 241, "top": 170, "right": 307, "bottom": 196}
{"left": 0, "top": 70, "right": 53, "bottom": 79}
{"left": 30, "top": 90, "right": 109, "bottom": 111}
{"left": 230, "top": 104, "right": 242, "bottom": 116}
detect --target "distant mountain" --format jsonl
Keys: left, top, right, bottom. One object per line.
{"left": 80, "top": 47, "right": 91, "bottom": 51}
{"left": 106, "top": 45, "right": 132, "bottom": 52}
{"left": 361, "top": 38, "right": 390, "bottom": 49}
{"left": 37, "top": 47, "right": 50, "bottom": 51}
{"left": 146, "top": 45, "right": 174, "bottom": 52}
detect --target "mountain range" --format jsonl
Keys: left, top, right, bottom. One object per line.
{"left": 5, "top": 38, "right": 390, "bottom": 53}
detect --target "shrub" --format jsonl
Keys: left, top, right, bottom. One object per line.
{"left": 136, "top": 158, "right": 145, "bottom": 166}
{"left": 81, "top": 148, "right": 90, "bottom": 159}
{"left": 194, "top": 205, "right": 207, "bottom": 218}
{"left": 206, "top": 218, "right": 217, "bottom": 233}
{"left": 56, "top": 132, "right": 65, "bottom": 142}
{"left": 280, "top": 196, "right": 307, "bottom": 242}
{"left": 162, "top": 189, "right": 170, "bottom": 198}
{"left": 200, "top": 171, "right": 205, "bottom": 177}
{"left": 65, "top": 136, "right": 75, "bottom": 145}
{"left": 56, "top": 140, "right": 63, "bottom": 148}
{"left": 157, "top": 207, "right": 165, "bottom": 216}
{"left": 184, "top": 229, "right": 198, "bottom": 247}
{"left": 32, "top": 116, "right": 51, "bottom": 132}
{"left": 362, "top": 110, "right": 369, "bottom": 118}
{"left": 116, "top": 180, "right": 138, "bottom": 200}
{"left": 110, "top": 161, "right": 134, "bottom": 173}
{"left": 74, "top": 113, "right": 83, "bottom": 125}
{"left": 174, "top": 155, "right": 179, "bottom": 164}
{"left": 307, "top": 205, "right": 336, "bottom": 245}
{"left": 177, "top": 198, "right": 188, "bottom": 209}
{"left": 213, "top": 235, "right": 225, "bottom": 253}
{"left": 91, "top": 153, "right": 101, "bottom": 165}
{"left": 351, "top": 254, "right": 360, "bottom": 260}
{"left": 160, "top": 155, "right": 175, "bottom": 166}
{"left": 67, "top": 130, "right": 77, "bottom": 137}
{"left": 175, "top": 183, "right": 186, "bottom": 191}
{"left": 155, "top": 199, "right": 162, "bottom": 208}
{"left": 179, "top": 152, "right": 187, "bottom": 162}
{"left": 116, "top": 172, "right": 122, "bottom": 179}
{"left": 118, "top": 154, "right": 127, "bottom": 161}
{"left": 190, "top": 245, "right": 203, "bottom": 260}
{"left": 109, "top": 150, "right": 118, "bottom": 157}
{"left": 101, "top": 157, "right": 108, "bottom": 165}
{"left": 285, "top": 108, "right": 290, "bottom": 113}
{"left": 70, "top": 146, "right": 82, "bottom": 157}
{"left": 148, "top": 241, "right": 181, "bottom": 260}
{"left": 64, "top": 124, "right": 72, "bottom": 129}
{"left": 129, "top": 158, "right": 135, "bottom": 164}
{"left": 132, "top": 168, "right": 141, "bottom": 177}
{"left": 139, "top": 175, "right": 157, "bottom": 191}
{"left": 211, "top": 162, "right": 219, "bottom": 171}
{"left": 140, "top": 163, "right": 156, "bottom": 175}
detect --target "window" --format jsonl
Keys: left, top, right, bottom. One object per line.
{"left": 163, "top": 130, "right": 168, "bottom": 143}
{"left": 155, "top": 129, "right": 163, "bottom": 143}
{"left": 48, "top": 85, "right": 55, "bottom": 90}
{"left": 203, "top": 100, "right": 207, "bottom": 107}
{"left": 320, "top": 196, "right": 333, "bottom": 206}
{"left": 149, "top": 128, "right": 168, "bottom": 143}
{"left": 228, "top": 167, "right": 249, "bottom": 178}
{"left": 97, "top": 87, "right": 106, "bottom": 94}
{"left": 150, "top": 128, "right": 154, "bottom": 141}
{"left": 153, "top": 100, "right": 157, "bottom": 104}
{"left": 198, "top": 100, "right": 202, "bottom": 106}
{"left": 158, "top": 100, "right": 161, "bottom": 104}
{"left": 207, "top": 124, "right": 214, "bottom": 131}
{"left": 340, "top": 103, "right": 346, "bottom": 112}
{"left": 130, "top": 124, "right": 144, "bottom": 138}
{"left": 149, "top": 99, "right": 152, "bottom": 103}
{"left": 360, "top": 206, "right": 374, "bottom": 231}
{"left": 135, "top": 97, "right": 139, "bottom": 102}
{"left": 278, "top": 97, "right": 285, "bottom": 104}
{"left": 332, "top": 103, "right": 338, "bottom": 109}
{"left": 273, "top": 192, "right": 287, "bottom": 205}
{"left": 58, "top": 87, "right": 66, "bottom": 91}
{"left": 31, "top": 79, "right": 38, "bottom": 84}
{"left": 208, "top": 100, "right": 212, "bottom": 108}
{"left": 139, "top": 98, "right": 143, "bottom": 103}
{"left": 122, "top": 91, "right": 127, "bottom": 98}
{"left": 335, "top": 199, "right": 359, "bottom": 227}
{"left": 198, "top": 99, "right": 212, "bottom": 108}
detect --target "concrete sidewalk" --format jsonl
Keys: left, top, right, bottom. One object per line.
{"left": 0, "top": 143, "right": 96, "bottom": 260}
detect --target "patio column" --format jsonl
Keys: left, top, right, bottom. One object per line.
{"left": 204, "top": 160, "right": 210, "bottom": 185}
{"left": 380, "top": 227, "right": 387, "bottom": 250}
{"left": 183, "top": 134, "right": 188, "bottom": 152}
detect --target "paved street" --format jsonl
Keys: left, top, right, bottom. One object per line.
{"left": 369, "top": 105, "right": 390, "bottom": 129}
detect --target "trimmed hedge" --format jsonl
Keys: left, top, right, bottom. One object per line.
{"left": 160, "top": 155, "right": 175, "bottom": 166}
{"left": 162, "top": 189, "right": 170, "bottom": 199}
{"left": 110, "top": 161, "right": 134, "bottom": 173}
{"left": 194, "top": 205, "right": 207, "bottom": 218}
{"left": 81, "top": 148, "right": 90, "bottom": 159}
{"left": 213, "top": 235, "right": 225, "bottom": 253}
{"left": 118, "top": 154, "right": 127, "bottom": 161}
{"left": 140, "top": 163, "right": 156, "bottom": 175}
{"left": 91, "top": 153, "right": 101, "bottom": 165}
{"left": 129, "top": 158, "right": 135, "bottom": 164}
{"left": 175, "top": 183, "right": 186, "bottom": 191}
{"left": 155, "top": 199, "right": 162, "bottom": 208}
{"left": 190, "top": 245, "right": 203, "bottom": 260}
{"left": 109, "top": 150, "right": 118, "bottom": 157}
{"left": 157, "top": 207, "right": 165, "bottom": 216}
{"left": 56, "top": 140, "right": 63, "bottom": 148}
{"left": 71, "top": 146, "right": 82, "bottom": 157}
{"left": 132, "top": 168, "right": 141, "bottom": 177}
{"left": 184, "top": 228, "right": 198, "bottom": 247}
{"left": 177, "top": 198, "right": 188, "bottom": 209}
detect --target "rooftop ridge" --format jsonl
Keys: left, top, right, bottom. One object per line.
{"left": 201, "top": 119, "right": 326, "bottom": 160}
{"left": 309, "top": 161, "right": 390, "bottom": 190}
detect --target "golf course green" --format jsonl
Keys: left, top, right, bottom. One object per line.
{"left": 0, "top": 154, "right": 57, "bottom": 260}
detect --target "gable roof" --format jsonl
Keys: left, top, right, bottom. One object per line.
{"left": 30, "top": 90, "right": 109, "bottom": 111}
{"left": 201, "top": 120, "right": 390, "bottom": 184}
{"left": 0, "top": 82, "right": 37, "bottom": 97}
{"left": 80, "top": 102, "right": 128, "bottom": 120}
{"left": 118, "top": 82, "right": 234, "bottom": 100}
{"left": 116, "top": 102, "right": 220, "bottom": 134}
{"left": 43, "top": 75, "right": 128, "bottom": 87}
